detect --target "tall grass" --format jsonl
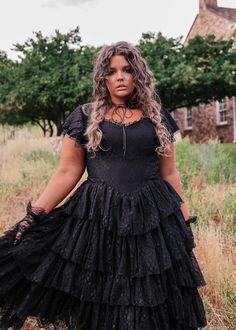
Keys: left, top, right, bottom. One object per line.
{"left": 175, "top": 137, "right": 236, "bottom": 329}
{"left": 175, "top": 137, "right": 236, "bottom": 188}
{"left": 0, "top": 127, "right": 235, "bottom": 329}
{"left": 184, "top": 178, "right": 236, "bottom": 329}
{"left": 0, "top": 126, "right": 60, "bottom": 231}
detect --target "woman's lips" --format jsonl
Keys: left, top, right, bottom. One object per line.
{"left": 116, "top": 85, "right": 127, "bottom": 89}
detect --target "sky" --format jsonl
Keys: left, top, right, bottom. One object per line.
{"left": 0, "top": 0, "right": 235, "bottom": 60}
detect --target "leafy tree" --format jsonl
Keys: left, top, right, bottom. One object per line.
{"left": 138, "top": 32, "right": 236, "bottom": 110}
{"left": 0, "top": 52, "right": 22, "bottom": 124}
{"left": 1, "top": 27, "right": 96, "bottom": 136}
{"left": 1, "top": 30, "right": 236, "bottom": 133}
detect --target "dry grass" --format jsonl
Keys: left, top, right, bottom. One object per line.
{"left": 196, "top": 225, "right": 236, "bottom": 329}
{"left": 196, "top": 231, "right": 236, "bottom": 329}
{"left": 0, "top": 130, "right": 59, "bottom": 231}
{"left": 185, "top": 174, "right": 236, "bottom": 329}
{"left": 1, "top": 126, "right": 236, "bottom": 329}
{"left": 0, "top": 127, "right": 88, "bottom": 233}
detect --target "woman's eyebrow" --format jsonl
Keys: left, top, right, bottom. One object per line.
{"left": 109, "top": 65, "right": 131, "bottom": 69}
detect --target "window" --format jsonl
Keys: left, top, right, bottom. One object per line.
{"left": 185, "top": 107, "right": 192, "bottom": 129}
{"left": 171, "top": 110, "right": 178, "bottom": 125}
{"left": 216, "top": 97, "right": 228, "bottom": 125}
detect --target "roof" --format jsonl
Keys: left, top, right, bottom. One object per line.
{"left": 207, "top": 5, "right": 236, "bottom": 22}
{"left": 184, "top": 4, "right": 236, "bottom": 44}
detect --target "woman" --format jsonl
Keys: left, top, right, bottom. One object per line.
{"left": 0, "top": 41, "right": 207, "bottom": 329}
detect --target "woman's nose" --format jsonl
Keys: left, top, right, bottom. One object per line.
{"left": 116, "top": 71, "right": 124, "bottom": 80}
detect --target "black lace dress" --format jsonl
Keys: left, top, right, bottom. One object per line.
{"left": 0, "top": 104, "right": 207, "bottom": 330}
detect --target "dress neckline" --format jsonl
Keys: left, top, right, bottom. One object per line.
{"left": 102, "top": 116, "right": 150, "bottom": 127}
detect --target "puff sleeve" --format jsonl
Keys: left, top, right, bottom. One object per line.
{"left": 62, "top": 105, "right": 88, "bottom": 147}
{"left": 160, "top": 107, "right": 179, "bottom": 142}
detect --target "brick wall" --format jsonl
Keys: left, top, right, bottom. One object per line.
{"left": 174, "top": 99, "right": 234, "bottom": 143}
{"left": 186, "top": 10, "right": 235, "bottom": 42}
{"left": 177, "top": 0, "right": 236, "bottom": 143}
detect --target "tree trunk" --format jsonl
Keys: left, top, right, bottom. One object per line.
{"left": 47, "top": 120, "right": 54, "bottom": 137}
{"left": 34, "top": 119, "right": 47, "bottom": 136}
{"left": 55, "top": 110, "right": 63, "bottom": 136}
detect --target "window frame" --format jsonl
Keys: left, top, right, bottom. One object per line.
{"left": 185, "top": 106, "right": 193, "bottom": 130}
{"left": 171, "top": 109, "right": 178, "bottom": 125}
{"left": 216, "top": 97, "right": 228, "bottom": 126}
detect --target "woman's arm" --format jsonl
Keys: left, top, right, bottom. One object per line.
{"left": 159, "top": 143, "right": 190, "bottom": 220}
{"left": 32, "top": 134, "right": 86, "bottom": 213}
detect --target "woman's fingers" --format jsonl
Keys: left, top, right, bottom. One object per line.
{"left": 13, "top": 224, "right": 29, "bottom": 245}
{"left": 13, "top": 231, "right": 25, "bottom": 245}
{"left": 13, "top": 235, "right": 21, "bottom": 246}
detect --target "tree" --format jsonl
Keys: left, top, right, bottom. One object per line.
{"left": 1, "top": 30, "right": 236, "bottom": 133}
{"left": 1, "top": 27, "right": 97, "bottom": 136}
{"left": 0, "top": 52, "right": 22, "bottom": 124}
{"left": 138, "top": 32, "right": 236, "bottom": 110}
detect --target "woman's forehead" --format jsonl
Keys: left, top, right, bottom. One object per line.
{"left": 108, "top": 55, "right": 129, "bottom": 67}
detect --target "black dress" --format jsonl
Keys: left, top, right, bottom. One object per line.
{"left": 0, "top": 104, "right": 207, "bottom": 330}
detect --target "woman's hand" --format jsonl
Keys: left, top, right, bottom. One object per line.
{"left": 185, "top": 216, "right": 198, "bottom": 227}
{"left": 5, "top": 202, "right": 46, "bottom": 246}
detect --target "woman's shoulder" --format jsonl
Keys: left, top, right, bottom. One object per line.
{"left": 160, "top": 106, "right": 179, "bottom": 134}
{"left": 62, "top": 102, "right": 94, "bottom": 144}
{"left": 81, "top": 102, "right": 93, "bottom": 118}
{"left": 65, "top": 102, "right": 93, "bottom": 127}
{"left": 70, "top": 102, "right": 93, "bottom": 121}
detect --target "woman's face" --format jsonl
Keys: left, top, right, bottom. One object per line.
{"left": 105, "top": 55, "right": 135, "bottom": 105}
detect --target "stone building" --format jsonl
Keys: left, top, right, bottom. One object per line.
{"left": 173, "top": 0, "right": 236, "bottom": 143}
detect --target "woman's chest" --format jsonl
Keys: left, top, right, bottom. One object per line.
{"left": 98, "top": 118, "right": 159, "bottom": 157}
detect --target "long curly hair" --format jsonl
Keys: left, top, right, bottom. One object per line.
{"left": 84, "top": 41, "right": 173, "bottom": 156}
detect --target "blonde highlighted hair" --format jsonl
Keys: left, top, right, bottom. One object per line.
{"left": 85, "top": 41, "right": 173, "bottom": 156}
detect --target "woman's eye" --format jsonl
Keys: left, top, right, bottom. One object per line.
{"left": 124, "top": 67, "right": 132, "bottom": 73}
{"left": 107, "top": 70, "right": 115, "bottom": 75}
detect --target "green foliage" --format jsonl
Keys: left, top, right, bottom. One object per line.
{"left": 0, "top": 52, "right": 20, "bottom": 125}
{"left": 222, "top": 280, "right": 236, "bottom": 328}
{"left": 138, "top": 33, "right": 236, "bottom": 109}
{"left": 223, "top": 192, "right": 236, "bottom": 235}
{"left": 174, "top": 138, "right": 201, "bottom": 189}
{"left": 175, "top": 138, "right": 236, "bottom": 186}
{"left": 222, "top": 144, "right": 236, "bottom": 166}
{"left": 197, "top": 143, "right": 236, "bottom": 184}
{"left": 1, "top": 29, "right": 236, "bottom": 134}
{"left": 0, "top": 51, "right": 15, "bottom": 100}
{"left": 175, "top": 138, "right": 236, "bottom": 239}
{"left": 1, "top": 27, "right": 97, "bottom": 136}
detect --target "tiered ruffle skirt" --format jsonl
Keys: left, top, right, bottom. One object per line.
{"left": 0, "top": 178, "right": 207, "bottom": 329}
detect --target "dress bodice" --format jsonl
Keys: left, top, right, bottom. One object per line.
{"left": 62, "top": 103, "right": 179, "bottom": 193}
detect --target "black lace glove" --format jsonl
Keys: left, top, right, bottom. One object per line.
{"left": 184, "top": 216, "right": 198, "bottom": 251}
{"left": 5, "top": 201, "right": 47, "bottom": 246}
{"left": 185, "top": 215, "right": 198, "bottom": 227}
